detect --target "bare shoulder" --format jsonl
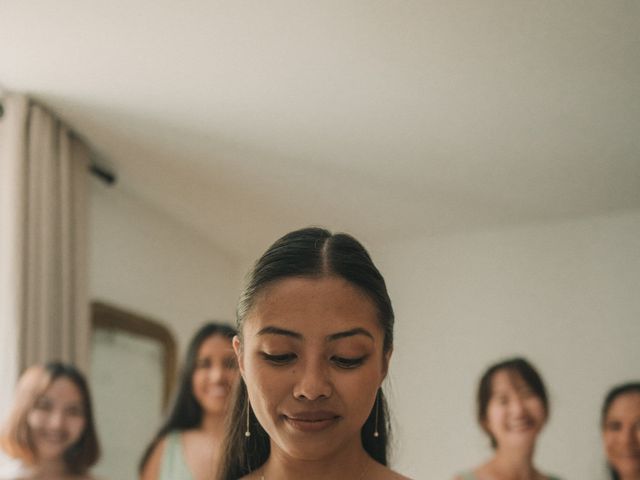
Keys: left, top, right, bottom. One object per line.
{"left": 387, "top": 470, "right": 413, "bottom": 480}
{"left": 237, "top": 473, "right": 261, "bottom": 480}
{"left": 140, "top": 436, "right": 169, "bottom": 480}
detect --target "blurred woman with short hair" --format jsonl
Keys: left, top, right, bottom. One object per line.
{"left": 454, "top": 357, "right": 562, "bottom": 480}
{"left": 0, "top": 361, "right": 100, "bottom": 479}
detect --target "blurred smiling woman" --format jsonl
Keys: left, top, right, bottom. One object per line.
{"left": 0, "top": 362, "right": 100, "bottom": 479}
{"left": 601, "top": 382, "right": 640, "bottom": 480}
{"left": 217, "top": 227, "right": 410, "bottom": 480}
{"left": 140, "top": 322, "right": 239, "bottom": 480}
{"left": 455, "top": 357, "right": 562, "bottom": 480}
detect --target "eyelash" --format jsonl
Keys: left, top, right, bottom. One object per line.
{"left": 261, "top": 353, "right": 296, "bottom": 365}
{"left": 332, "top": 356, "right": 367, "bottom": 369}
{"left": 260, "top": 353, "right": 367, "bottom": 369}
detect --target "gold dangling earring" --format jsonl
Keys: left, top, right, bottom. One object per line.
{"left": 373, "top": 390, "right": 380, "bottom": 438}
{"left": 245, "top": 396, "right": 251, "bottom": 438}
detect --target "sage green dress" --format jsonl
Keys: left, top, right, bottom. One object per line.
{"left": 159, "top": 431, "right": 195, "bottom": 480}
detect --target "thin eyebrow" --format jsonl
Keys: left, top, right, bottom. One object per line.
{"left": 256, "top": 326, "right": 374, "bottom": 342}
{"left": 257, "top": 326, "right": 303, "bottom": 340}
{"left": 327, "top": 328, "right": 374, "bottom": 342}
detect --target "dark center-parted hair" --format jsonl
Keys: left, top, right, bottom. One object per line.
{"left": 0, "top": 361, "right": 100, "bottom": 473}
{"left": 477, "top": 357, "right": 549, "bottom": 449}
{"left": 601, "top": 382, "right": 640, "bottom": 480}
{"left": 218, "top": 227, "right": 395, "bottom": 480}
{"left": 139, "top": 322, "right": 237, "bottom": 473}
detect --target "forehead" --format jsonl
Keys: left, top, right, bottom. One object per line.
{"left": 490, "top": 369, "right": 530, "bottom": 393}
{"left": 607, "top": 392, "right": 640, "bottom": 418}
{"left": 245, "top": 276, "right": 381, "bottom": 339}
{"left": 41, "top": 377, "right": 83, "bottom": 404}
{"left": 197, "top": 335, "right": 234, "bottom": 357}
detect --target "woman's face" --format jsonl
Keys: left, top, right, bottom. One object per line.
{"left": 483, "top": 370, "right": 546, "bottom": 449}
{"left": 235, "top": 276, "right": 390, "bottom": 461}
{"left": 191, "top": 334, "right": 239, "bottom": 416}
{"left": 26, "top": 377, "right": 87, "bottom": 462}
{"left": 603, "top": 392, "right": 640, "bottom": 479}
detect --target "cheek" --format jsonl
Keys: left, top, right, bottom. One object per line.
{"left": 349, "top": 365, "right": 383, "bottom": 395}
{"left": 528, "top": 399, "right": 546, "bottom": 420}
{"left": 245, "top": 363, "right": 291, "bottom": 419}
{"left": 68, "top": 417, "right": 87, "bottom": 440}
{"left": 248, "top": 363, "right": 285, "bottom": 400}
{"left": 485, "top": 405, "right": 501, "bottom": 424}
{"left": 191, "top": 370, "right": 205, "bottom": 391}
{"left": 603, "top": 432, "right": 616, "bottom": 453}
{"left": 483, "top": 405, "right": 506, "bottom": 434}
{"left": 26, "top": 411, "right": 44, "bottom": 430}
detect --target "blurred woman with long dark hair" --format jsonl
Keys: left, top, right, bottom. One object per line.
{"left": 140, "top": 322, "right": 238, "bottom": 480}
{"left": 601, "top": 382, "right": 640, "bottom": 480}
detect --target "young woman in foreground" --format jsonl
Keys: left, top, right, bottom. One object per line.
{"left": 601, "top": 382, "right": 640, "bottom": 480}
{"left": 0, "top": 362, "right": 100, "bottom": 479}
{"left": 455, "top": 357, "right": 562, "bottom": 480}
{"left": 218, "top": 227, "right": 410, "bottom": 480}
{"left": 140, "top": 322, "right": 239, "bottom": 480}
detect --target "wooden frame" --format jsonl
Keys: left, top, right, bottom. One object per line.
{"left": 91, "top": 301, "right": 177, "bottom": 408}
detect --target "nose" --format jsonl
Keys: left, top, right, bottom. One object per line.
{"left": 47, "top": 410, "right": 65, "bottom": 429}
{"left": 623, "top": 425, "right": 640, "bottom": 448}
{"left": 511, "top": 396, "right": 526, "bottom": 415}
{"left": 293, "top": 358, "right": 333, "bottom": 401}
{"left": 207, "top": 364, "right": 225, "bottom": 382}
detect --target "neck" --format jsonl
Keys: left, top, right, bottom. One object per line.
{"left": 200, "top": 411, "right": 226, "bottom": 439}
{"left": 620, "top": 474, "right": 640, "bottom": 480}
{"left": 30, "top": 458, "right": 69, "bottom": 475}
{"left": 489, "top": 443, "right": 538, "bottom": 479}
{"left": 261, "top": 437, "right": 372, "bottom": 480}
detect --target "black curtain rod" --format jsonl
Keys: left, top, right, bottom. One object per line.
{"left": 1, "top": 98, "right": 116, "bottom": 186}
{"left": 90, "top": 164, "right": 117, "bottom": 186}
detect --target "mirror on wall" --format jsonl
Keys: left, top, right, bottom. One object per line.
{"left": 90, "top": 302, "right": 177, "bottom": 479}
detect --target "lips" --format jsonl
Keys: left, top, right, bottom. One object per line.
{"left": 35, "top": 430, "right": 72, "bottom": 449}
{"left": 508, "top": 421, "right": 534, "bottom": 430}
{"left": 204, "top": 385, "right": 229, "bottom": 398}
{"left": 284, "top": 411, "right": 341, "bottom": 432}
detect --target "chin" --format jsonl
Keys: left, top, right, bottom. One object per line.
{"left": 275, "top": 430, "right": 352, "bottom": 461}
{"left": 279, "top": 443, "right": 339, "bottom": 462}
{"left": 203, "top": 402, "right": 228, "bottom": 415}
{"left": 36, "top": 448, "right": 67, "bottom": 461}
{"left": 615, "top": 464, "right": 640, "bottom": 477}
{"left": 501, "top": 434, "right": 538, "bottom": 448}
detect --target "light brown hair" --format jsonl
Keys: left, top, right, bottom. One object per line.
{"left": 0, "top": 362, "right": 100, "bottom": 473}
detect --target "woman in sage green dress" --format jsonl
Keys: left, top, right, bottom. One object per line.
{"left": 140, "top": 322, "right": 239, "bottom": 480}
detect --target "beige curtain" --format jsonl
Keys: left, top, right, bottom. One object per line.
{"left": 0, "top": 94, "right": 90, "bottom": 389}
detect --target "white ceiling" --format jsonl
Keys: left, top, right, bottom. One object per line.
{"left": 2, "top": 1, "right": 639, "bottom": 259}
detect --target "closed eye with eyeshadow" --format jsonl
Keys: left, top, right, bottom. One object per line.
{"left": 260, "top": 351, "right": 369, "bottom": 369}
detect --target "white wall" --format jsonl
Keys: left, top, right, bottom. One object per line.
{"left": 375, "top": 210, "right": 640, "bottom": 480}
{"left": 89, "top": 179, "right": 241, "bottom": 354}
